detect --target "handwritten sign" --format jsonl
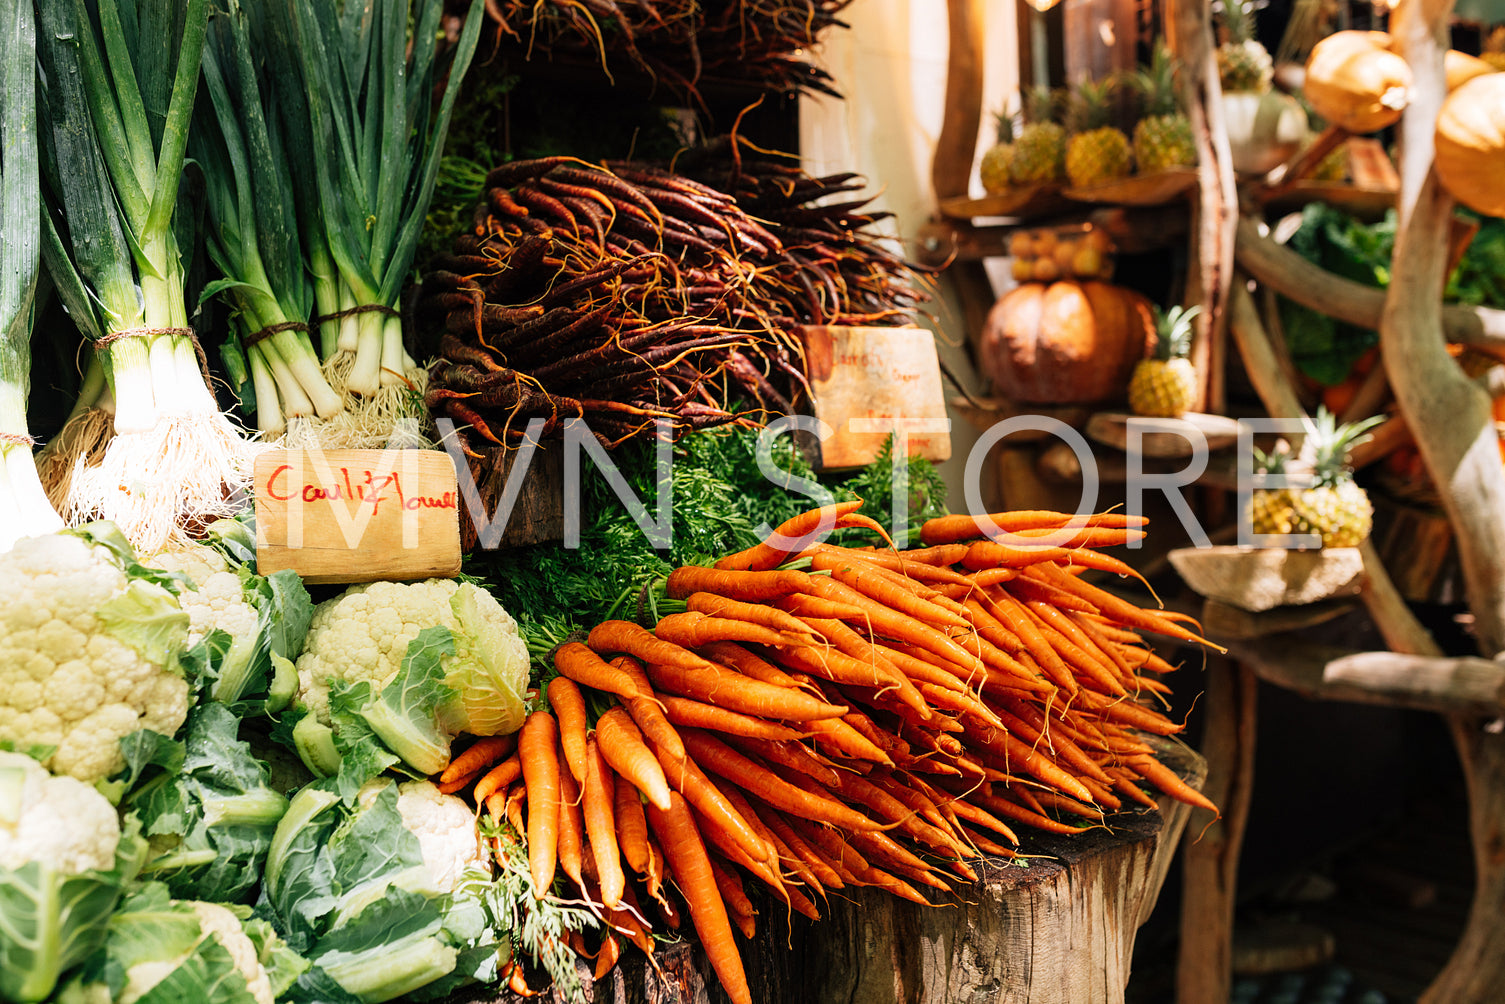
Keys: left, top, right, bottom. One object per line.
{"left": 801, "top": 326, "right": 952, "bottom": 471}
{"left": 254, "top": 449, "right": 462, "bottom": 584}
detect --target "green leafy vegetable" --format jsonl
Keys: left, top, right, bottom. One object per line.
{"left": 125, "top": 705, "right": 289, "bottom": 904}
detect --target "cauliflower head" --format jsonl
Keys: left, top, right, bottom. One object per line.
{"left": 0, "top": 531, "right": 190, "bottom": 782}
{"left": 296, "top": 579, "right": 528, "bottom": 737}
{"left": 392, "top": 779, "right": 490, "bottom": 893}
{"left": 0, "top": 750, "right": 121, "bottom": 874}
{"left": 148, "top": 545, "right": 257, "bottom": 648}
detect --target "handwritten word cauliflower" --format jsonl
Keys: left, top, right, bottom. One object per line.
{"left": 0, "top": 528, "right": 190, "bottom": 782}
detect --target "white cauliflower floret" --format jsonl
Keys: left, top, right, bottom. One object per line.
{"left": 296, "top": 579, "right": 528, "bottom": 737}
{"left": 0, "top": 750, "right": 121, "bottom": 874}
{"left": 394, "top": 780, "right": 489, "bottom": 893}
{"left": 187, "top": 902, "right": 275, "bottom": 1004}
{"left": 118, "top": 902, "right": 274, "bottom": 1004}
{"left": 149, "top": 545, "right": 256, "bottom": 648}
{"left": 0, "top": 532, "right": 190, "bottom": 782}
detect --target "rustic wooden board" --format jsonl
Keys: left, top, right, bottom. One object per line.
{"left": 801, "top": 325, "right": 951, "bottom": 471}
{"left": 1062, "top": 168, "right": 1198, "bottom": 207}
{"left": 1202, "top": 596, "right": 1358, "bottom": 641}
{"left": 467, "top": 738, "right": 1206, "bottom": 1004}
{"left": 948, "top": 395, "right": 1091, "bottom": 436}
{"left": 460, "top": 444, "right": 566, "bottom": 552}
{"left": 938, "top": 184, "right": 1071, "bottom": 221}
{"left": 1087, "top": 411, "right": 1243, "bottom": 457}
{"left": 254, "top": 449, "right": 461, "bottom": 584}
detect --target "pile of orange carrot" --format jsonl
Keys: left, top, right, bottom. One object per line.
{"left": 432, "top": 501, "right": 1220, "bottom": 1003}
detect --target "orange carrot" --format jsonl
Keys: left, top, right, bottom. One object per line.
{"left": 920, "top": 509, "right": 1148, "bottom": 545}
{"left": 651, "top": 734, "right": 774, "bottom": 866}
{"left": 655, "top": 610, "right": 807, "bottom": 649}
{"left": 441, "top": 734, "right": 517, "bottom": 784}
{"left": 583, "top": 734, "right": 625, "bottom": 907}
{"left": 646, "top": 791, "right": 752, "bottom": 1004}
{"left": 472, "top": 754, "right": 522, "bottom": 806}
{"left": 438, "top": 770, "right": 481, "bottom": 795}
{"left": 809, "top": 551, "right": 971, "bottom": 630}
{"left": 596, "top": 706, "right": 673, "bottom": 810}
{"left": 593, "top": 931, "right": 621, "bottom": 982}
{"left": 831, "top": 545, "right": 976, "bottom": 584}
{"left": 752, "top": 805, "right": 844, "bottom": 890}
{"left": 802, "top": 716, "right": 893, "bottom": 765}
{"left": 1031, "top": 563, "right": 1222, "bottom": 649}
{"left": 614, "top": 775, "right": 651, "bottom": 875}
{"left": 518, "top": 711, "right": 561, "bottom": 896}
{"left": 714, "top": 500, "right": 865, "bottom": 571}
{"left": 971, "top": 791, "right": 1089, "bottom": 836}
{"left": 555, "top": 641, "right": 653, "bottom": 700}
{"left": 555, "top": 741, "right": 585, "bottom": 888}
{"left": 611, "top": 655, "right": 687, "bottom": 763}
{"left": 588, "top": 619, "right": 727, "bottom": 672}
{"left": 772, "top": 593, "right": 873, "bottom": 621}
{"left": 659, "top": 695, "right": 808, "bottom": 742}
{"left": 547, "top": 676, "right": 589, "bottom": 783}
{"left": 1010, "top": 525, "right": 1147, "bottom": 548}
{"left": 645, "top": 661, "right": 847, "bottom": 721}
{"left": 961, "top": 540, "right": 1074, "bottom": 570}
{"left": 685, "top": 592, "right": 818, "bottom": 637}
{"left": 1124, "top": 753, "right": 1220, "bottom": 813}
{"left": 798, "top": 618, "right": 930, "bottom": 720}
{"left": 678, "top": 728, "right": 887, "bottom": 832}
{"left": 722, "top": 734, "right": 842, "bottom": 787}
{"left": 798, "top": 575, "right": 986, "bottom": 673}
{"left": 697, "top": 640, "right": 807, "bottom": 689}
{"left": 665, "top": 565, "right": 811, "bottom": 601}
{"left": 708, "top": 855, "right": 757, "bottom": 939}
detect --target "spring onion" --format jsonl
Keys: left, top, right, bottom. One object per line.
{"left": 194, "top": 0, "right": 343, "bottom": 438}
{"left": 0, "top": 0, "right": 62, "bottom": 552}
{"left": 36, "top": 0, "right": 254, "bottom": 554}
{"left": 286, "top": 0, "right": 484, "bottom": 447}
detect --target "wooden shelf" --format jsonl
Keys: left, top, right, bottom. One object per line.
{"left": 1087, "top": 411, "right": 1243, "bottom": 458}
{"left": 1062, "top": 168, "right": 1198, "bottom": 207}
{"left": 938, "top": 184, "right": 1072, "bottom": 221}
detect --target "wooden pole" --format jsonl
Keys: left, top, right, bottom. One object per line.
{"left": 1164, "top": 0, "right": 1237, "bottom": 415}
{"left": 1384, "top": 3, "right": 1505, "bottom": 1000}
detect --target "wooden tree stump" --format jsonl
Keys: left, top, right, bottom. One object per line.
{"left": 471, "top": 740, "right": 1205, "bottom": 1004}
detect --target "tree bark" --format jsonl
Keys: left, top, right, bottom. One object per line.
{"left": 1165, "top": 0, "right": 1237, "bottom": 415}
{"left": 1385, "top": 3, "right": 1505, "bottom": 1000}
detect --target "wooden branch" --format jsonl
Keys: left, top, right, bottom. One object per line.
{"left": 1236, "top": 217, "right": 1505, "bottom": 353}
{"left": 1231, "top": 637, "right": 1505, "bottom": 715}
{"left": 1166, "top": 0, "right": 1237, "bottom": 414}
{"left": 1383, "top": 1, "right": 1505, "bottom": 657}
{"left": 1229, "top": 278, "right": 1306, "bottom": 422}
{"left": 932, "top": 0, "right": 986, "bottom": 203}
{"left": 1035, "top": 440, "right": 1241, "bottom": 491}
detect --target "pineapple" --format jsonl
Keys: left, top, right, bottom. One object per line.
{"left": 1064, "top": 79, "right": 1133, "bottom": 188}
{"left": 1010, "top": 87, "right": 1066, "bottom": 186}
{"left": 1248, "top": 443, "right": 1296, "bottom": 536}
{"left": 1216, "top": 0, "right": 1273, "bottom": 93}
{"left": 1286, "top": 409, "right": 1384, "bottom": 548}
{"left": 1129, "top": 304, "right": 1200, "bottom": 417}
{"left": 1131, "top": 43, "right": 1196, "bottom": 173}
{"left": 980, "top": 112, "right": 1016, "bottom": 195}
{"left": 1311, "top": 141, "right": 1348, "bottom": 182}
{"left": 1484, "top": 26, "right": 1505, "bottom": 73}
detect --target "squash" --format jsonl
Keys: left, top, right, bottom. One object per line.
{"left": 1435, "top": 74, "right": 1505, "bottom": 219}
{"left": 979, "top": 281, "right": 1156, "bottom": 404}
{"left": 1445, "top": 49, "right": 1496, "bottom": 91}
{"left": 1221, "top": 90, "right": 1309, "bottom": 174}
{"left": 1304, "top": 30, "right": 1412, "bottom": 133}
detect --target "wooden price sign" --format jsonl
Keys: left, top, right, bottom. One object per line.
{"left": 801, "top": 325, "right": 952, "bottom": 471}
{"left": 254, "top": 449, "right": 462, "bottom": 584}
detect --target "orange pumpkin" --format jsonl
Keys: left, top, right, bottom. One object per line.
{"left": 1435, "top": 74, "right": 1505, "bottom": 218}
{"left": 978, "top": 281, "right": 1156, "bottom": 404}
{"left": 1304, "top": 30, "right": 1412, "bottom": 133}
